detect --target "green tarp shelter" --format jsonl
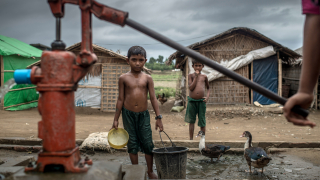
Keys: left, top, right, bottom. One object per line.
{"left": 0, "top": 35, "right": 42, "bottom": 111}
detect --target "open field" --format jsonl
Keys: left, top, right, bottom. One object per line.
{"left": 151, "top": 70, "right": 181, "bottom": 96}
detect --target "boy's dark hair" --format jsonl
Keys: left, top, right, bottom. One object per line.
{"left": 127, "top": 46, "right": 147, "bottom": 59}
{"left": 192, "top": 59, "right": 203, "bottom": 65}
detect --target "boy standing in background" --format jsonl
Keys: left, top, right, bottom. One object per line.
{"left": 185, "top": 60, "right": 210, "bottom": 140}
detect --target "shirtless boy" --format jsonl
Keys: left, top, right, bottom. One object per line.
{"left": 185, "top": 60, "right": 210, "bottom": 140}
{"left": 110, "top": 46, "right": 163, "bottom": 179}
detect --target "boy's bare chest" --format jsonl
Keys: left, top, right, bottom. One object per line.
{"left": 192, "top": 75, "right": 205, "bottom": 83}
{"left": 125, "top": 78, "right": 148, "bottom": 89}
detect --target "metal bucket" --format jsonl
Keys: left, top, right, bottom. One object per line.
{"left": 152, "top": 131, "right": 189, "bottom": 179}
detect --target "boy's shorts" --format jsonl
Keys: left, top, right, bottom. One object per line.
{"left": 302, "top": 0, "right": 320, "bottom": 14}
{"left": 185, "top": 96, "right": 206, "bottom": 127}
{"left": 122, "top": 107, "right": 154, "bottom": 155}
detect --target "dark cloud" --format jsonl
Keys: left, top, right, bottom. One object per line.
{"left": 0, "top": 0, "right": 304, "bottom": 59}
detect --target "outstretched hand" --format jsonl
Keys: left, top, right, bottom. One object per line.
{"left": 283, "top": 92, "right": 316, "bottom": 128}
{"left": 155, "top": 119, "right": 164, "bottom": 132}
{"left": 110, "top": 120, "right": 119, "bottom": 131}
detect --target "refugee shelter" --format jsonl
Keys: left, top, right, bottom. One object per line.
{"left": 282, "top": 47, "right": 318, "bottom": 109}
{"left": 166, "top": 27, "right": 301, "bottom": 105}
{"left": 29, "top": 42, "right": 151, "bottom": 112}
{"left": 0, "top": 35, "right": 42, "bottom": 110}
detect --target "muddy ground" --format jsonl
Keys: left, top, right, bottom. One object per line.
{"left": 0, "top": 98, "right": 320, "bottom": 142}
{"left": 1, "top": 148, "right": 320, "bottom": 179}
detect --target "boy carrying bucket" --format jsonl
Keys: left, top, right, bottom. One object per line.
{"left": 185, "top": 59, "right": 210, "bottom": 140}
{"left": 110, "top": 46, "right": 163, "bottom": 179}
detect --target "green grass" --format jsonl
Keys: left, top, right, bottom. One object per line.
{"left": 151, "top": 73, "right": 181, "bottom": 82}
{"left": 148, "top": 86, "right": 176, "bottom": 99}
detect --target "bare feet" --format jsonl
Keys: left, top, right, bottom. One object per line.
{"left": 148, "top": 172, "right": 158, "bottom": 179}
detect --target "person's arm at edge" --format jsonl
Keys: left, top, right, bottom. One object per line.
{"left": 283, "top": 14, "right": 320, "bottom": 127}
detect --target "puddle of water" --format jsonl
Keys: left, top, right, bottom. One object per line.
{"left": 0, "top": 78, "right": 16, "bottom": 100}
{"left": 97, "top": 152, "right": 320, "bottom": 179}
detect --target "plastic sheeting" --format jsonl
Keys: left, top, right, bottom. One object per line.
{"left": 75, "top": 75, "right": 101, "bottom": 108}
{"left": 188, "top": 46, "right": 276, "bottom": 82}
{"left": 3, "top": 55, "right": 40, "bottom": 111}
{"left": 0, "top": 35, "right": 42, "bottom": 58}
{"left": 253, "top": 55, "right": 278, "bottom": 105}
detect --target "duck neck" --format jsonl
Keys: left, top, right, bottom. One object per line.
{"left": 244, "top": 135, "right": 252, "bottom": 149}
{"left": 199, "top": 135, "right": 206, "bottom": 151}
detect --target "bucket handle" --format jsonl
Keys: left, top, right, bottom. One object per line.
{"left": 159, "top": 131, "right": 176, "bottom": 152}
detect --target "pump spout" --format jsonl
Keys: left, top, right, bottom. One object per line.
{"left": 14, "top": 66, "right": 42, "bottom": 85}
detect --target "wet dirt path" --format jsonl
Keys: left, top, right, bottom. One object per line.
{"left": 1, "top": 149, "right": 320, "bottom": 179}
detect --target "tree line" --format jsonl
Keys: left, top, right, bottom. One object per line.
{"left": 145, "top": 55, "right": 175, "bottom": 71}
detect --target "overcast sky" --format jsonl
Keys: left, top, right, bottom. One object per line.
{"left": 0, "top": 0, "right": 304, "bottom": 60}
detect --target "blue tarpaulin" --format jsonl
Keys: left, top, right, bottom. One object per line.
{"left": 253, "top": 55, "right": 278, "bottom": 105}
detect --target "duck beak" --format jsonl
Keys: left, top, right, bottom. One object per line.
{"left": 240, "top": 135, "right": 244, "bottom": 138}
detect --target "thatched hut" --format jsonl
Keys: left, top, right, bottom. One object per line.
{"left": 29, "top": 43, "right": 151, "bottom": 112}
{"left": 166, "top": 27, "right": 301, "bottom": 105}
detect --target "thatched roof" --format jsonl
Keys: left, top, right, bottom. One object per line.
{"left": 27, "top": 43, "right": 151, "bottom": 74}
{"left": 67, "top": 42, "right": 127, "bottom": 59}
{"left": 166, "top": 27, "right": 301, "bottom": 65}
{"left": 295, "top": 47, "right": 303, "bottom": 56}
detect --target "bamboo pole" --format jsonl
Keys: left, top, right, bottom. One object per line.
{"left": 8, "top": 86, "right": 36, "bottom": 92}
{"left": 1, "top": 56, "right": 3, "bottom": 87}
{"left": 100, "top": 64, "right": 104, "bottom": 112}
{"left": 278, "top": 51, "right": 282, "bottom": 96}
{"left": 251, "top": 62, "right": 253, "bottom": 104}
{"left": 78, "top": 85, "right": 102, "bottom": 88}
{"left": 247, "top": 65, "right": 250, "bottom": 103}
{"left": 315, "top": 80, "right": 318, "bottom": 109}
{"left": 2, "top": 70, "right": 15, "bottom": 72}
{"left": 1, "top": 55, "right": 4, "bottom": 108}
{"left": 3, "top": 100, "right": 38, "bottom": 109}
{"left": 186, "top": 58, "right": 189, "bottom": 106}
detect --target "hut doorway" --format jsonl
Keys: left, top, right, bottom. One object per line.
{"left": 252, "top": 55, "right": 278, "bottom": 105}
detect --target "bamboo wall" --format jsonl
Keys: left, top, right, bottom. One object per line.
{"left": 282, "top": 65, "right": 300, "bottom": 97}
{"left": 188, "top": 33, "right": 270, "bottom": 104}
{"left": 69, "top": 46, "right": 130, "bottom": 112}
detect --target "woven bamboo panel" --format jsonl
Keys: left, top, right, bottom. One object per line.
{"left": 282, "top": 66, "right": 301, "bottom": 97}
{"left": 101, "top": 64, "right": 130, "bottom": 112}
{"left": 207, "top": 65, "right": 250, "bottom": 104}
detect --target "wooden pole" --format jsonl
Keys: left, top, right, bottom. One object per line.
{"left": 315, "top": 80, "right": 318, "bottom": 109}
{"left": 186, "top": 57, "right": 189, "bottom": 106}
{"left": 277, "top": 51, "right": 282, "bottom": 96}
{"left": 2, "top": 70, "right": 14, "bottom": 72}
{"left": 78, "top": 85, "right": 102, "bottom": 88}
{"left": 1, "top": 55, "right": 4, "bottom": 108}
{"left": 3, "top": 100, "right": 38, "bottom": 109}
{"left": 251, "top": 62, "right": 253, "bottom": 104}
{"left": 8, "top": 86, "right": 36, "bottom": 92}
{"left": 1, "top": 55, "right": 3, "bottom": 87}
{"left": 100, "top": 64, "right": 104, "bottom": 111}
